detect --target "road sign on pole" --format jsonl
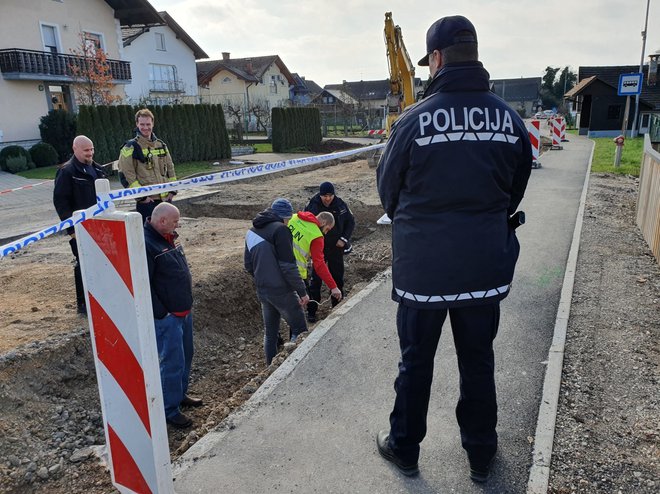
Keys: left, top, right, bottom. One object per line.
{"left": 617, "top": 73, "right": 643, "bottom": 96}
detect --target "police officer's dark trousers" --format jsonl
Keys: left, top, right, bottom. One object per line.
{"left": 308, "top": 248, "right": 344, "bottom": 318}
{"left": 388, "top": 302, "right": 500, "bottom": 468}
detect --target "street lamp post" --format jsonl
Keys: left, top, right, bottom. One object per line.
{"left": 632, "top": 0, "right": 651, "bottom": 138}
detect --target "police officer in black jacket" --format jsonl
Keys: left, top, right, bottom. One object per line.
{"left": 53, "top": 135, "right": 106, "bottom": 315}
{"left": 304, "top": 181, "right": 355, "bottom": 322}
{"left": 375, "top": 16, "right": 532, "bottom": 482}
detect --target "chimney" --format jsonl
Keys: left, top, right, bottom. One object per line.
{"left": 222, "top": 52, "right": 230, "bottom": 61}
{"left": 246, "top": 59, "right": 253, "bottom": 75}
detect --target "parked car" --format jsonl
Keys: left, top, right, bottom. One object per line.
{"left": 534, "top": 110, "right": 556, "bottom": 119}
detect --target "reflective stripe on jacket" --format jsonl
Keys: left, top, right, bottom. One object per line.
{"left": 117, "top": 133, "right": 176, "bottom": 199}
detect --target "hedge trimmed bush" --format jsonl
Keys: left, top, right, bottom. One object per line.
{"left": 38, "top": 110, "right": 76, "bottom": 162}
{"left": 271, "top": 107, "right": 321, "bottom": 152}
{"left": 0, "top": 145, "right": 33, "bottom": 172}
{"left": 29, "top": 142, "right": 59, "bottom": 168}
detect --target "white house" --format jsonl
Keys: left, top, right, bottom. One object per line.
{"left": 0, "top": 0, "right": 162, "bottom": 145}
{"left": 122, "top": 11, "right": 208, "bottom": 105}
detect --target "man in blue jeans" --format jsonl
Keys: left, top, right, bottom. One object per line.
{"left": 244, "top": 198, "right": 309, "bottom": 365}
{"left": 144, "top": 202, "right": 203, "bottom": 429}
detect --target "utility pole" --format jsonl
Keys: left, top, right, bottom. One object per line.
{"left": 631, "top": 0, "right": 651, "bottom": 138}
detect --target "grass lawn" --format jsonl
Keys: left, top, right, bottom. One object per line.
{"left": 252, "top": 143, "right": 272, "bottom": 153}
{"left": 590, "top": 136, "right": 643, "bottom": 177}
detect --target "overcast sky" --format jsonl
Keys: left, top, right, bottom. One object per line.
{"left": 149, "top": 0, "right": 660, "bottom": 86}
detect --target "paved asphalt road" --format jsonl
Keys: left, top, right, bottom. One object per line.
{"left": 170, "top": 136, "right": 592, "bottom": 493}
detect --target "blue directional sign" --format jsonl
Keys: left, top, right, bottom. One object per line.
{"left": 618, "top": 73, "right": 643, "bottom": 96}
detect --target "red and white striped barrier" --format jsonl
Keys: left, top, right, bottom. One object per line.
{"left": 528, "top": 120, "right": 541, "bottom": 161}
{"left": 0, "top": 180, "right": 51, "bottom": 195}
{"left": 550, "top": 118, "right": 562, "bottom": 148}
{"left": 368, "top": 129, "right": 386, "bottom": 136}
{"left": 559, "top": 117, "right": 567, "bottom": 142}
{"left": 76, "top": 180, "right": 173, "bottom": 494}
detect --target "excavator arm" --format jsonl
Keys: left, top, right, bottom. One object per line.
{"left": 368, "top": 12, "right": 417, "bottom": 171}
{"left": 384, "top": 12, "right": 416, "bottom": 136}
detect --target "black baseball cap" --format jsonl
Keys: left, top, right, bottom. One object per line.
{"left": 418, "top": 15, "right": 478, "bottom": 66}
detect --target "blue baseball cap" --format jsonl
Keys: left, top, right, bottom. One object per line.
{"left": 418, "top": 15, "right": 478, "bottom": 66}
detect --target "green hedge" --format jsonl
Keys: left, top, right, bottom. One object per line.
{"left": 272, "top": 107, "right": 322, "bottom": 152}
{"left": 38, "top": 109, "right": 77, "bottom": 162}
{"left": 76, "top": 104, "right": 231, "bottom": 165}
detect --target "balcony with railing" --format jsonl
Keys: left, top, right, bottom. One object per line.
{"left": 149, "top": 79, "right": 185, "bottom": 93}
{"left": 0, "top": 48, "right": 131, "bottom": 83}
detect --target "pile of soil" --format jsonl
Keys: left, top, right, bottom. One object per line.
{"left": 0, "top": 156, "right": 391, "bottom": 493}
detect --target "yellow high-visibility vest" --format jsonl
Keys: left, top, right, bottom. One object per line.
{"left": 288, "top": 213, "right": 323, "bottom": 279}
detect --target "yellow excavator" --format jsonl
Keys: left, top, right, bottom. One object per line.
{"left": 368, "top": 12, "right": 417, "bottom": 170}
{"left": 384, "top": 11, "right": 417, "bottom": 135}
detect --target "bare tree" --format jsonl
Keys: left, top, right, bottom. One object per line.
{"left": 68, "top": 31, "right": 120, "bottom": 105}
{"left": 223, "top": 101, "right": 244, "bottom": 142}
{"left": 247, "top": 99, "right": 272, "bottom": 133}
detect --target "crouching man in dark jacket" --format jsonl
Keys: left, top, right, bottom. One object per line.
{"left": 144, "top": 202, "right": 202, "bottom": 430}
{"left": 244, "top": 198, "right": 310, "bottom": 365}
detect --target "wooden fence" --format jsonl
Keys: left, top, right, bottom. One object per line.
{"left": 636, "top": 134, "right": 660, "bottom": 264}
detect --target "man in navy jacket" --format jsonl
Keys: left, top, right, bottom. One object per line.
{"left": 376, "top": 15, "right": 532, "bottom": 482}
{"left": 144, "top": 202, "right": 202, "bottom": 429}
{"left": 53, "top": 135, "right": 106, "bottom": 315}
{"left": 304, "top": 181, "right": 355, "bottom": 322}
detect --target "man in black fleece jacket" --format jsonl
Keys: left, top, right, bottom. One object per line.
{"left": 244, "top": 198, "right": 310, "bottom": 364}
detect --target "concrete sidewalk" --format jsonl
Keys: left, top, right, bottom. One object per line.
{"left": 171, "top": 136, "right": 593, "bottom": 493}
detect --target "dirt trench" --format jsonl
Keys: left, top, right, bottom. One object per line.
{"left": 0, "top": 157, "right": 392, "bottom": 493}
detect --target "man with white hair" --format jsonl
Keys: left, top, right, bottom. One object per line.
{"left": 53, "top": 135, "right": 107, "bottom": 315}
{"left": 144, "top": 202, "right": 202, "bottom": 429}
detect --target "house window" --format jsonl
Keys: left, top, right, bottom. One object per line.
{"left": 149, "top": 63, "right": 178, "bottom": 91}
{"left": 83, "top": 32, "right": 103, "bottom": 52}
{"left": 155, "top": 32, "right": 166, "bottom": 51}
{"left": 40, "top": 24, "right": 59, "bottom": 54}
{"left": 641, "top": 114, "right": 650, "bottom": 128}
{"left": 607, "top": 105, "right": 621, "bottom": 120}
{"left": 222, "top": 77, "right": 232, "bottom": 84}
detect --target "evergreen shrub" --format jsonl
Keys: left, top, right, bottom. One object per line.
{"left": 38, "top": 109, "right": 77, "bottom": 162}
{"left": 29, "top": 142, "right": 59, "bottom": 168}
{"left": 0, "top": 145, "right": 33, "bottom": 172}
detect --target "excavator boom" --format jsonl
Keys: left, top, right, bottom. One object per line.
{"left": 384, "top": 12, "right": 416, "bottom": 135}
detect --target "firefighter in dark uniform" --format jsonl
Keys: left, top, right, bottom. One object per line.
{"left": 375, "top": 16, "right": 533, "bottom": 482}
{"left": 118, "top": 108, "right": 177, "bottom": 221}
{"left": 304, "top": 181, "right": 355, "bottom": 322}
{"left": 53, "top": 135, "right": 107, "bottom": 315}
